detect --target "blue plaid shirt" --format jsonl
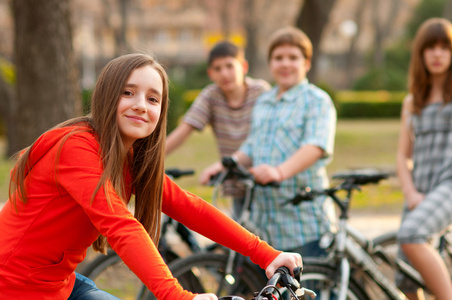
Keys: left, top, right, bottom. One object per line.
{"left": 240, "top": 79, "right": 337, "bottom": 250}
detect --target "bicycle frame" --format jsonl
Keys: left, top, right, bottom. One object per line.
{"left": 209, "top": 157, "right": 280, "bottom": 287}
{"left": 211, "top": 166, "right": 257, "bottom": 283}
{"left": 316, "top": 190, "right": 429, "bottom": 300}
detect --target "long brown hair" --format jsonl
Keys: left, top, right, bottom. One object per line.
{"left": 408, "top": 18, "right": 452, "bottom": 114}
{"left": 9, "top": 53, "right": 169, "bottom": 253}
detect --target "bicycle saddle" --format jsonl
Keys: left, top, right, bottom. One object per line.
{"left": 332, "top": 168, "right": 392, "bottom": 185}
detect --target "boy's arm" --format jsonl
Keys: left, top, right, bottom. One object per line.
{"left": 199, "top": 150, "right": 252, "bottom": 185}
{"left": 165, "top": 122, "right": 195, "bottom": 155}
{"left": 272, "top": 145, "right": 323, "bottom": 179}
{"left": 251, "top": 92, "right": 336, "bottom": 184}
{"left": 250, "top": 145, "right": 323, "bottom": 184}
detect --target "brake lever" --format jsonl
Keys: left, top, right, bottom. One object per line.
{"left": 282, "top": 188, "right": 315, "bottom": 206}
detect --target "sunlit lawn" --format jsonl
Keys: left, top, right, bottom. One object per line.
{"left": 165, "top": 119, "right": 404, "bottom": 212}
{"left": 0, "top": 119, "right": 404, "bottom": 212}
{"left": 0, "top": 138, "right": 12, "bottom": 203}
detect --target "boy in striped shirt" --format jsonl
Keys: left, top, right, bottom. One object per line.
{"left": 166, "top": 41, "right": 271, "bottom": 218}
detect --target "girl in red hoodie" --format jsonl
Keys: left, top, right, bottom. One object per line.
{"left": 0, "top": 53, "right": 301, "bottom": 299}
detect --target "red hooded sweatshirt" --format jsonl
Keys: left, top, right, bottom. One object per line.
{"left": 0, "top": 125, "right": 280, "bottom": 299}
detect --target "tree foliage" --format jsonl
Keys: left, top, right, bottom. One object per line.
{"left": 353, "top": 0, "right": 451, "bottom": 91}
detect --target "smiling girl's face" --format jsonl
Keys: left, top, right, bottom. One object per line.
{"left": 116, "top": 65, "right": 163, "bottom": 149}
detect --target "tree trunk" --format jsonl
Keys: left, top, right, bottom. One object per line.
{"left": 371, "top": 0, "right": 401, "bottom": 67}
{"left": 443, "top": 0, "right": 452, "bottom": 19}
{"left": 244, "top": 0, "right": 258, "bottom": 75}
{"left": 345, "top": 0, "right": 367, "bottom": 87}
{"left": 0, "top": 76, "right": 16, "bottom": 158}
{"left": 10, "top": 0, "right": 81, "bottom": 156}
{"left": 295, "top": 0, "right": 337, "bottom": 83}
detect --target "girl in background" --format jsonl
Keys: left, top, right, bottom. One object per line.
{"left": 397, "top": 18, "right": 452, "bottom": 300}
{"left": 0, "top": 53, "right": 301, "bottom": 300}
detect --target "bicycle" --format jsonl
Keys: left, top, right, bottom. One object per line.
{"left": 80, "top": 168, "right": 202, "bottom": 300}
{"left": 286, "top": 168, "right": 448, "bottom": 300}
{"left": 215, "top": 266, "right": 317, "bottom": 300}
{"left": 370, "top": 225, "right": 452, "bottom": 299}
{"left": 154, "top": 156, "right": 280, "bottom": 299}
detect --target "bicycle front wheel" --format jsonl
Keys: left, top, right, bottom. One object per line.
{"left": 302, "top": 261, "right": 369, "bottom": 300}
{"left": 161, "top": 252, "right": 266, "bottom": 299}
{"left": 80, "top": 250, "right": 145, "bottom": 300}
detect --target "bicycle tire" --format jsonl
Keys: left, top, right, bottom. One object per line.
{"left": 372, "top": 230, "right": 452, "bottom": 299}
{"left": 146, "top": 252, "right": 266, "bottom": 299}
{"left": 80, "top": 250, "right": 144, "bottom": 299}
{"left": 81, "top": 249, "right": 180, "bottom": 300}
{"left": 374, "top": 229, "right": 452, "bottom": 274}
{"left": 301, "top": 260, "right": 369, "bottom": 300}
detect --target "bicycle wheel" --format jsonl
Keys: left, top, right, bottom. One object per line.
{"left": 371, "top": 231, "right": 399, "bottom": 288}
{"left": 372, "top": 231, "right": 452, "bottom": 299}
{"left": 81, "top": 249, "right": 181, "bottom": 300}
{"left": 154, "top": 252, "right": 266, "bottom": 299}
{"left": 80, "top": 250, "right": 144, "bottom": 300}
{"left": 301, "top": 261, "right": 369, "bottom": 300}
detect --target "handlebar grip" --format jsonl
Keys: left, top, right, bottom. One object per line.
{"left": 283, "top": 187, "right": 315, "bottom": 206}
{"left": 267, "top": 266, "right": 289, "bottom": 287}
{"left": 221, "top": 156, "right": 238, "bottom": 168}
{"left": 208, "top": 172, "right": 222, "bottom": 185}
{"left": 267, "top": 266, "right": 301, "bottom": 297}
{"left": 258, "top": 181, "right": 280, "bottom": 188}
{"left": 165, "top": 169, "right": 195, "bottom": 179}
{"left": 275, "top": 266, "right": 290, "bottom": 275}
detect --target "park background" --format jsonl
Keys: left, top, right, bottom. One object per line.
{"left": 0, "top": 0, "right": 450, "bottom": 212}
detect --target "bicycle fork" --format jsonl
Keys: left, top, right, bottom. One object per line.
{"left": 344, "top": 238, "right": 407, "bottom": 300}
{"left": 335, "top": 220, "right": 350, "bottom": 300}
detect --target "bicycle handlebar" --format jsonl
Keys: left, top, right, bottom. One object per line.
{"left": 283, "top": 169, "right": 392, "bottom": 218}
{"left": 264, "top": 266, "right": 315, "bottom": 299}
{"left": 165, "top": 168, "right": 195, "bottom": 179}
{"left": 266, "top": 266, "right": 300, "bottom": 292}
{"left": 209, "top": 156, "right": 279, "bottom": 187}
{"left": 218, "top": 266, "right": 315, "bottom": 300}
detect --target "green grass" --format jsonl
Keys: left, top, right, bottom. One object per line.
{"left": 0, "top": 119, "right": 405, "bottom": 211}
{"left": 165, "top": 119, "right": 404, "bottom": 212}
{"left": 0, "top": 138, "right": 12, "bottom": 203}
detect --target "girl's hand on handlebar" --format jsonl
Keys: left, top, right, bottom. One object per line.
{"left": 193, "top": 293, "right": 218, "bottom": 300}
{"left": 199, "top": 162, "right": 224, "bottom": 185}
{"left": 249, "top": 164, "right": 283, "bottom": 184}
{"left": 265, "top": 252, "right": 302, "bottom": 278}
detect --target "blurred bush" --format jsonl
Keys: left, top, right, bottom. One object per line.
{"left": 335, "top": 90, "right": 404, "bottom": 119}
{"left": 181, "top": 89, "right": 404, "bottom": 119}
{"left": 353, "top": 67, "right": 407, "bottom": 91}
{"left": 81, "top": 89, "right": 92, "bottom": 115}
{"left": 167, "top": 81, "right": 188, "bottom": 133}
{"left": 0, "top": 58, "right": 15, "bottom": 137}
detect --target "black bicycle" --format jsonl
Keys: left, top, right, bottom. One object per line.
{"left": 80, "top": 168, "right": 202, "bottom": 300}
{"left": 218, "top": 266, "right": 317, "bottom": 300}
{"left": 154, "top": 157, "right": 281, "bottom": 299}
{"left": 287, "top": 169, "right": 451, "bottom": 299}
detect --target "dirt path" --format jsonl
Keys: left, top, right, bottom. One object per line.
{"left": 348, "top": 210, "right": 401, "bottom": 239}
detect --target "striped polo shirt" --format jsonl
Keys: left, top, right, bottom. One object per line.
{"left": 183, "top": 77, "right": 271, "bottom": 157}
